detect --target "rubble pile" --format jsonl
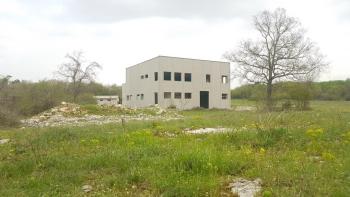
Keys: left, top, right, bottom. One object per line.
{"left": 21, "top": 102, "right": 183, "bottom": 127}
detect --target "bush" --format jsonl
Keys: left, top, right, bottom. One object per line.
{"left": 0, "top": 107, "right": 20, "bottom": 127}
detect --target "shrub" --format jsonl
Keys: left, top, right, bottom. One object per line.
{"left": 0, "top": 106, "right": 20, "bottom": 127}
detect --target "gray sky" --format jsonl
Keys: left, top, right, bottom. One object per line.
{"left": 0, "top": 0, "right": 349, "bottom": 87}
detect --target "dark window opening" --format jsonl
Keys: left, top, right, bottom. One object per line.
{"left": 174, "top": 92, "right": 181, "bottom": 99}
{"left": 222, "top": 93, "right": 228, "bottom": 100}
{"left": 174, "top": 72, "right": 182, "bottom": 81}
{"left": 185, "top": 93, "right": 192, "bottom": 99}
{"left": 145, "top": 74, "right": 148, "bottom": 78}
{"left": 107, "top": 98, "right": 111, "bottom": 101}
{"left": 185, "top": 73, "right": 192, "bottom": 82}
{"left": 155, "top": 72, "right": 158, "bottom": 81}
{"left": 141, "top": 94, "right": 144, "bottom": 100}
{"left": 164, "top": 92, "right": 171, "bottom": 99}
{"left": 141, "top": 75, "right": 144, "bottom": 79}
{"left": 164, "top": 72, "right": 171, "bottom": 81}
{"left": 206, "top": 74, "right": 211, "bottom": 83}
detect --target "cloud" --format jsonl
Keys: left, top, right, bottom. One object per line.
{"left": 12, "top": 0, "right": 265, "bottom": 23}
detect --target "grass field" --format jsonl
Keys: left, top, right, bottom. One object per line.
{"left": 1, "top": 100, "right": 350, "bottom": 196}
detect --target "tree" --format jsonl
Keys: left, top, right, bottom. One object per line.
{"left": 56, "top": 51, "right": 102, "bottom": 102}
{"left": 224, "top": 8, "right": 327, "bottom": 110}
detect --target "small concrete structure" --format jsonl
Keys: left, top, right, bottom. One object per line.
{"left": 122, "top": 56, "right": 230, "bottom": 109}
{"left": 94, "top": 96, "right": 119, "bottom": 106}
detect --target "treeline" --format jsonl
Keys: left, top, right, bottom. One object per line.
{"left": 231, "top": 79, "right": 350, "bottom": 101}
{"left": 0, "top": 76, "right": 121, "bottom": 126}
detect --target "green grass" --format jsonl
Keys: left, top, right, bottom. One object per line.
{"left": 1, "top": 100, "right": 350, "bottom": 196}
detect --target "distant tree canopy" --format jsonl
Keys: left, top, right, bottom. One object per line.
{"left": 0, "top": 76, "right": 121, "bottom": 120}
{"left": 231, "top": 79, "right": 350, "bottom": 101}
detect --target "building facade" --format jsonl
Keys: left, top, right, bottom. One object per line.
{"left": 122, "top": 56, "right": 230, "bottom": 110}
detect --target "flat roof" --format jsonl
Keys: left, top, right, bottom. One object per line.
{"left": 126, "top": 55, "right": 230, "bottom": 69}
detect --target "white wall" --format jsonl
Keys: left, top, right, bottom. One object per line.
{"left": 122, "top": 56, "right": 230, "bottom": 109}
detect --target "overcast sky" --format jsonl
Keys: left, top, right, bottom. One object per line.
{"left": 0, "top": 0, "right": 349, "bottom": 87}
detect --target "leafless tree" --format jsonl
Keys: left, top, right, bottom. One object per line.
{"left": 224, "top": 8, "right": 327, "bottom": 110}
{"left": 56, "top": 51, "right": 102, "bottom": 102}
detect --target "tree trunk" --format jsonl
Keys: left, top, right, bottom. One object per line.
{"left": 266, "top": 80, "right": 273, "bottom": 111}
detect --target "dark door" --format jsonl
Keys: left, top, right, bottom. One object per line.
{"left": 154, "top": 92, "right": 158, "bottom": 105}
{"left": 200, "top": 91, "right": 209, "bottom": 109}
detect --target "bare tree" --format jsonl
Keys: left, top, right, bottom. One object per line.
{"left": 224, "top": 8, "right": 327, "bottom": 110}
{"left": 56, "top": 51, "right": 102, "bottom": 102}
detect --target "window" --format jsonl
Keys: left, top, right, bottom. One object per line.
{"left": 185, "top": 73, "right": 192, "bottom": 82}
{"left": 206, "top": 74, "right": 211, "bottom": 83}
{"left": 222, "top": 93, "right": 228, "bottom": 100}
{"left": 99, "top": 99, "right": 103, "bottom": 101}
{"left": 141, "top": 94, "right": 144, "bottom": 100}
{"left": 154, "top": 72, "right": 158, "bottom": 81}
{"left": 185, "top": 93, "right": 192, "bottom": 99}
{"left": 174, "top": 72, "right": 181, "bottom": 81}
{"left": 141, "top": 75, "right": 144, "bottom": 79}
{"left": 107, "top": 98, "right": 111, "bottom": 101}
{"left": 145, "top": 74, "right": 148, "bottom": 78}
{"left": 174, "top": 92, "right": 182, "bottom": 99}
{"left": 222, "top": 75, "right": 228, "bottom": 84}
{"left": 164, "top": 72, "right": 171, "bottom": 81}
{"left": 137, "top": 94, "right": 140, "bottom": 100}
{"left": 164, "top": 92, "right": 171, "bottom": 99}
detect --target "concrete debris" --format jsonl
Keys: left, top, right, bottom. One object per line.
{"left": 0, "top": 139, "right": 10, "bottom": 144}
{"left": 21, "top": 102, "right": 183, "bottom": 127}
{"left": 229, "top": 178, "right": 262, "bottom": 197}
{"left": 235, "top": 106, "right": 257, "bottom": 112}
{"left": 185, "top": 127, "right": 231, "bottom": 134}
{"left": 82, "top": 185, "right": 93, "bottom": 193}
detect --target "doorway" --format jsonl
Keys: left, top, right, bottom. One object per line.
{"left": 154, "top": 92, "right": 158, "bottom": 105}
{"left": 200, "top": 91, "right": 209, "bottom": 109}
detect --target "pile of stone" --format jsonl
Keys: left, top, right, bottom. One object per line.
{"left": 21, "top": 102, "right": 183, "bottom": 128}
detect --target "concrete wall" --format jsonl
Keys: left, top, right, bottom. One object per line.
{"left": 122, "top": 56, "right": 230, "bottom": 109}
{"left": 122, "top": 57, "right": 160, "bottom": 108}
{"left": 95, "top": 96, "right": 119, "bottom": 106}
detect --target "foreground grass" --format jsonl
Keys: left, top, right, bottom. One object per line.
{"left": 0, "top": 101, "right": 350, "bottom": 196}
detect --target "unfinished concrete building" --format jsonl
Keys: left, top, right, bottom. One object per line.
{"left": 122, "top": 56, "right": 230, "bottom": 109}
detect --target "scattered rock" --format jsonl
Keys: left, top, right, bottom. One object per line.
{"left": 229, "top": 178, "right": 262, "bottom": 197}
{"left": 0, "top": 139, "right": 10, "bottom": 144}
{"left": 185, "top": 127, "right": 231, "bottom": 134}
{"left": 82, "top": 185, "right": 93, "bottom": 193}
{"left": 235, "top": 106, "right": 257, "bottom": 112}
{"left": 21, "top": 103, "right": 183, "bottom": 127}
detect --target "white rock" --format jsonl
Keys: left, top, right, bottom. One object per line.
{"left": 230, "top": 178, "right": 262, "bottom": 197}
{"left": 0, "top": 139, "right": 10, "bottom": 144}
{"left": 186, "top": 128, "right": 231, "bottom": 134}
{"left": 82, "top": 185, "right": 93, "bottom": 193}
{"left": 235, "top": 106, "right": 257, "bottom": 112}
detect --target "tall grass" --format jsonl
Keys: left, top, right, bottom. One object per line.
{"left": 0, "top": 100, "right": 349, "bottom": 196}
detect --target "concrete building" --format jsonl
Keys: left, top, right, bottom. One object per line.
{"left": 94, "top": 96, "right": 119, "bottom": 106}
{"left": 122, "top": 56, "right": 230, "bottom": 110}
